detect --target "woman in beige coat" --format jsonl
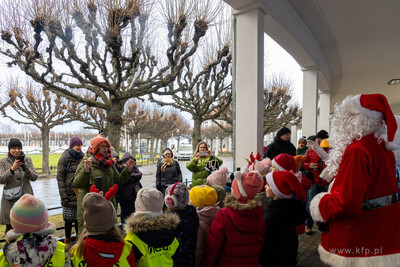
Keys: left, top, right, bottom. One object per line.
{"left": 0, "top": 138, "right": 38, "bottom": 234}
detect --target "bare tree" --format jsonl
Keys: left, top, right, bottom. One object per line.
{"left": 0, "top": 0, "right": 226, "bottom": 151}
{"left": 122, "top": 99, "right": 149, "bottom": 156}
{"left": 263, "top": 74, "right": 301, "bottom": 134}
{"left": 1, "top": 82, "right": 76, "bottom": 173}
{"left": 212, "top": 73, "right": 301, "bottom": 135}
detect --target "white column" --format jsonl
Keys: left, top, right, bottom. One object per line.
{"left": 301, "top": 67, "right": 319, "bottom": 137}
{"left": 234, "top": 8, "right": 264, "bottom": 169}
{"left": 319, "top": 91, "right": 330, "bottom": 132}
{"left": 291, "top": 124, "right": 297, "bottom": 145}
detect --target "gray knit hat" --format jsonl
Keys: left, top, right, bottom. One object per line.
{"left": 83, "top": 185, "right": 118, "bottom": 234}
{"left": 135, "top": 188, "right": 163, "bottom": 218}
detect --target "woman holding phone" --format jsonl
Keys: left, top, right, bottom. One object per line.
{"left": 0, "top": 138, "right": 38, "bottom": 234}
{"left": 186, "top": 141, "right": 223, "bottom": 186}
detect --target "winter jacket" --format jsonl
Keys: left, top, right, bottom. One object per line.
{"left": 0, "top": 233, "right": 70, "bottom": 266}
{"left": 71, "top": 234, "right": 136, "bottom": 267}
{"left": 73, "top": 153, "right": 132, "bottom": 235}
{"left": 260, "top": 199, "right": 307, "bottom": 267}
{"left": 186, "top": 156, "right": 223, "bottom": 186}
{"left": 156, "top": 159, "right": 182, "bottom": 193}
{"left": 302, "top": 148, "right": 329, "bottom": 186}
{"left": 0, "top": 154, "right": 38, "bottom": 225}
{"left": 167, "top": 205, "right": 199, "bottom": 267}
{"left": 195, "top": 204, "right": 220, "bottom": 267}
{"left": 263, "top": 138, "right": 296, "bottom": 160}
{"left": 56, "top": 148, "right": 84, "bottom": 208}
{"left": 203, "top": 195, "right": 265, "bottom": 267}
{"left": 124, "top": 213, "right": 181, "bottom": 267}
{"left": 116, "top": 166, "right": 142, "bottom": 201}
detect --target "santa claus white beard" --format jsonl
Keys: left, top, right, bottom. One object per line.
{"left": 321, "top": 96, "right": 386, "bottom": 182}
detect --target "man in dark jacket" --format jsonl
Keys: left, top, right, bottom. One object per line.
{"left": 264, "top": 127, "right": 296, "bottom": 160}
{"left": 56, "top": 136, "right": 84, "bottom": 248}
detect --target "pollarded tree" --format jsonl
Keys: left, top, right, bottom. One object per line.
{"left": 68, "top": 95, "right": 108, "bottom": 135}
{"left": 0, "top": 0, "right": 225, "bottom": 151}
{"left": 149, "top": 5, "right": 232, "bottom": 152}
{"left": 122, "top": 99, "right": 150, "bottom": 156}
{"left": 263, "top": 74, "right": 301, "bottom": 134}
{"left": 0, "top": 82, "right": 76, "bottom": 173}
{"left": 213, "top": 73, "right": 301, "bottom": 135}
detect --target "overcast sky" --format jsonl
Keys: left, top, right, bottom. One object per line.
{"left": 0, "top": 32, "right": 302, "bottom": 133}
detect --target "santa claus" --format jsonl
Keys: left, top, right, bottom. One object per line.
{"left": 310, "top": 94, "right": 400, "bottom": 266}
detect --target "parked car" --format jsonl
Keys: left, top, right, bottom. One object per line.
{"left": 176, "top": 144, "right": 193, "bottom": 161}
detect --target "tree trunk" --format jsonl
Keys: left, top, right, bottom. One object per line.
{"left": 106, "top": 101, "right": 125, "bottom": 152}
{"left": 131, "top": 133, "right": 137, "bottom": 157}
{"left": 192, "top": 119, "right": 202, "bottom": 152}
{"left": 149, "top": 136, "right": 154, "bottom": 157}
{"left": 177, "top": 136, "right": 181, "bottom": 151}
{"left": 161, "top": 139, "right": 168, "bottom": 151}
{"left": 41, "top": 128, "right": 50, "bottom": 174}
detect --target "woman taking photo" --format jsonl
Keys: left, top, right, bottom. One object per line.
{"left": 156, "top": 148, "right": 182, "bottom": 195}
{"left": 0, "top": 138, "right": 38, "bottom": 234}
{"left": 186, "top": 141, "right": 223, "bottom": 186}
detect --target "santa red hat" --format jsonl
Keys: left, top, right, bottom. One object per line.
{"left": 266, "top": 171, "right": 306, "bottom": 202}
{"left": 355, "top": 94, "right": 398, "bottom": 150}
{"left": 232, "top": 171, "right": 264, "bottom": 202}
{"left": 272, "top": 153, "right": 296, "bottom": 173}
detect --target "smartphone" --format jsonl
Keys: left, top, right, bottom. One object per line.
{"left": 18, "top": 155, "right": 25, "bottom": 162}
{"left": 199, "top": 151, "right": 209, "bottom": 156}
{"left": 94, "top": 176, "right": 103, "bottom": 191}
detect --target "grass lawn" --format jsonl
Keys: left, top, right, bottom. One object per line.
{"left": 0, "top": 153, "right": 160, "bottom": 172}
{"left": 0, "top": 154, "right": 62, "bottom": 172}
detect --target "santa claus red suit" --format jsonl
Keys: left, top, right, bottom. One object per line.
{"left": 310, "top": 94, "right": 400, "bottom": 266}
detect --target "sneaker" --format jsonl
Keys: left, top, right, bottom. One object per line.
{"left": 305, "top": 227, "right": 313, "bottom": 235}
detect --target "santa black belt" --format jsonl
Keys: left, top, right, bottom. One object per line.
{"left": 361, "top": 191, "right": 400, "bottom": 211}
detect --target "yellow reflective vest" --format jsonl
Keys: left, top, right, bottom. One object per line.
{"left": 71, "top": 241, "right": 132, "bottom": 267}
{"left": 125, "top": 232, "right": 179, "bottom": 267}
{"left": 0, "top": 241, "right": 66, "bottom": 267}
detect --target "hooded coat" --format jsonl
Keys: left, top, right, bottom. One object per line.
{"left": 124, "top": 213, "right": 180, "bottom": 266}
{"left": 116, "top": 152, "right": 142, "bottom": 201}
{"left": 56, "top": 148, "right": 84, "bottom": 208}
{"left": 263, "top": 129, "right": 296, "bottom": 160}
{"left": 260, "top": 199, "right": 307, "bottom": 267}
{"left": 0, "top": 233, "right": 71, "bottom": 266}
{"left": 195, "top": 204, "right": 220, "bottom": 267}
{"left": 203, "top": 195, "right": 265, "bottom": 267}
{"left": 0, "top": 155, "right": 38, "bottom": 225}
{"left": 167, "top": 205, "right": 199, "bottom": 267}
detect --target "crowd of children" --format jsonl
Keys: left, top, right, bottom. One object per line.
{"left": 1, "top": 135, "right": 319, "bottom": 266}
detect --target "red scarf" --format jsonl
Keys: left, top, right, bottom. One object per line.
{"left": 88, "top": 147, "right": 114, "bottom": 168}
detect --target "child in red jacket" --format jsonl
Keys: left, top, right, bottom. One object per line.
{"left": 203, "top": 171, "right": 265, "bottom": 267}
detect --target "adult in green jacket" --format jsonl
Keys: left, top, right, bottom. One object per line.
{"left": 186, "top": 141, "right": 223, "bottom": 186}
{"left": 73, "top": 136, "right": 135, "bottom": 235}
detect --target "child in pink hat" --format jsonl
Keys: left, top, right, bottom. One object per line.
{"left": 0, "top": 194, "right": 71, "bottom": 266}
{"left": 206, "top": 166, "right": 228, "bottom": 208}
{"left": 203, "top": 171, "right": 265, "bottom": 267}
{"left": 260, "top": 171, "right": 307, "bottom": 267}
